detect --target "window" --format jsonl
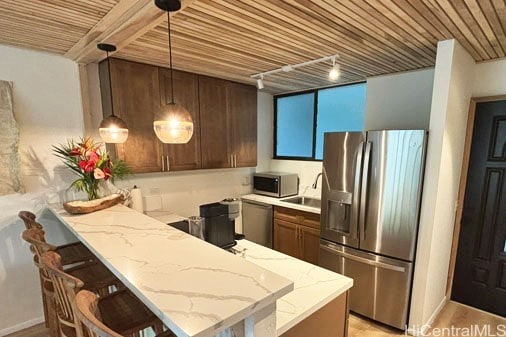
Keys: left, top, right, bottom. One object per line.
{"left": 276, "top": 93, "right": 315, "bottom": 158}
{"left": 274, "top": 82, "right": 366, "bottom": 160}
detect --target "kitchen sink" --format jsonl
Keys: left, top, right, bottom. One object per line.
{"left": 281, "top": 196, "right": 321, "bottom": 209}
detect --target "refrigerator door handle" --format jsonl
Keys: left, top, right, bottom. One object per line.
{"left": 351, "top": 141, "right": 364, "bottom": 240}
{"left": 320, "top": 242, "right": 406, "bottom": 273}
{"left": 359, "top": 141, "right": 372, "bottom": 242}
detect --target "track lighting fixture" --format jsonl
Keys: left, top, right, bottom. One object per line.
{"left": 251, "top": 54, "right": 340, "bottom": 89}
{"left": 256, "top": 75, "right": 264, "bottom": 90}
{"left": 329, "top": 56, "right": 340, "bottom": 81}
{"left": 97, "top": 43, "right": 129, "bottom": 144}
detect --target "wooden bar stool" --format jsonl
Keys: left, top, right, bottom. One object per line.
{"left": 22, "top": 228, "right": 123, "bottom": 337}
{"left": 75, "top": 290, "right": 177, "bottom": 337}
{"left": 41, "top": 252, "right": 167, "bottom": 337}
{"left": 19, "top": 211, "right": 95, "bottom": 266}
{"left": 22, "top": 228, "right": 122, "bottom": 296}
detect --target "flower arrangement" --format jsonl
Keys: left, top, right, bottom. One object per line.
{"left": 53, "top": 137, "right": 131, "bottom": 200}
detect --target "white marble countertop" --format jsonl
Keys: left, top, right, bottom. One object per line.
{"left": 144, "top": 210, "right": 187, "bottom": 224}
{"left": 233, "top": 240, "right": 353, "bottom": 335}
{"left": 241, "top": 194, "right": 321, "bottom": 214}
{"left": 49, "top": 205, "right": 293, "bottom": 337}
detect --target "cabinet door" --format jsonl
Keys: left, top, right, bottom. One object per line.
{"left": 104, "top": 58, "right": 163, "bottom": 173}
{"left": 226, "top": 82, "right": 257, "bottom": 167}
{"left": 274, "top": 219, "right": 299, "bottom": 258}
{"left": 199, "top": 76, "right": 231, "bottom": 168}
{"left": 159, "top": 69, "right": 201, "bottom": 171}
{"left": 300, "top": 225, "right": 320, "bottom": 265}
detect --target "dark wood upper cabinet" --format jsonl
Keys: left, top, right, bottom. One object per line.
{"left": 199, "top": 77, "right": 258, "bottom": 169}
{"left": 226, "top": 81, "right": 257, "bottom": 167}
{"left": 198, "top": 76, "right": 231, "bottom": 169}
{"left": 159, "top": 69, "right": 201, "bottom": 171}
{"left": 100, "top": 58, "right": 257, "bottom": 174}
{"left": 101, "top": 58, "right": 164, "bottom": 173}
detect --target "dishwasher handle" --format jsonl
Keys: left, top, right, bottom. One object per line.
{"left": 242, "top": 200, "right": 272, "bottom": 209}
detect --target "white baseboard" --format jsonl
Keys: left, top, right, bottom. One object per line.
{"left": 0, "top": 317, "right": 45, "bottom": 337}
{"left": 407, "top": 296, "right": 448, "bottom": 336}
{"left": 427, "top": 296, "right": 448, "bottom": 325}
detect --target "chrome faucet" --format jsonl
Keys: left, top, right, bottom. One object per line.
{"left": 312, "top": 172, "right": 323, "bottom": 189}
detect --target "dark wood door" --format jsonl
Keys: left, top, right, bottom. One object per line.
{"left": 199, "top": 76, "right": 231, "bottom": 169}
{"left": 226, "top": 82, "right": 257, "bottom": 167}
{"left": 274, "top": 219, "right": 299, "bottom": 258}
{"left": 452, "top": 100, "right": 506, "bottom": 316}
{"left": 103, "top": 58, "right": 163, "bottom": 173}
{"left": 300, "top": 225, "right": 320, "bottom": 265}
{"left": 159, "top": 69, "right": 201, "bottom": 171}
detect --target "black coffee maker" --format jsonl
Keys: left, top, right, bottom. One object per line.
{"left": 199, "top": 202, "right": 236, "bottom": 249}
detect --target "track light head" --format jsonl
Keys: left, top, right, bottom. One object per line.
{"left": 257, "top": 78, "right": 264, "bottom": 90}
{"left": 256, "top": 74, "right": 264, "bottom": 90}
{"left": 329, "top": 61, "right": 340, "bottom": 81}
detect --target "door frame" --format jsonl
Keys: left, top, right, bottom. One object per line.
{"left": 446, "top": 94, "right": 506, "bottom": 297}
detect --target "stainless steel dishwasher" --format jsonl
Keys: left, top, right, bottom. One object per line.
{"left": 241, "top": 199, "right": 273, "bottom": 248}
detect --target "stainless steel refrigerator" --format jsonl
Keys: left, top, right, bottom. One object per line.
{"left": 318, "top": 130, "right": 427, "bottom": 329}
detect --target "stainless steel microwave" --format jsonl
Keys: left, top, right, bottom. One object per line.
{"left": 253, "top": 172, "right": 298, "bottom": 198}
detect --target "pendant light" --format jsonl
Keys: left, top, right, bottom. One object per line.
{"left": 153, "top": 0, "right": 193, "bottom": 144}
{"left": 97, "top": 43, "right": 129, "bottom": 143}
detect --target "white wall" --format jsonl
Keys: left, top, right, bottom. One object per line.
{"left": 257, "top": 92, "right": 274, "bottom": 172}
{"left": 409, "top": 40, "right": 476, "bottom": 334}
{"left": 0, "top": 45, "right": 85, "bottom": 335}
{"left": 473, "top": 59, "right": 506, "bottom": 97}
{"left": 365, "top": 69, "right": 434, "bottom": 130}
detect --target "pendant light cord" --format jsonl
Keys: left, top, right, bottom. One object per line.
{"left": 167, "top": 10, "right": 175, "bottom": 104}
{"left": 106, "top": 50, "right": 116, "bottom": 117}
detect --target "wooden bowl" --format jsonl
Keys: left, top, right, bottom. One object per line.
{"left": 63, "top": 194, "right": 124, "bottom": 215}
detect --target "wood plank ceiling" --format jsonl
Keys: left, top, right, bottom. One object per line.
{"left": 0, "top": 0, "right": 505, "bottom": 93}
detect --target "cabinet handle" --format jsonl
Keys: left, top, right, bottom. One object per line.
{"left": 161, "top": 155, "right": 165, "bottom": 171}
{"left": 166, "top": 156, "right": 170, "bottom": 171}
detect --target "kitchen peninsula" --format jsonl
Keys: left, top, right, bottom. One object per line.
{"left": 47, "top": 205, "right": 352, "bottom": 337}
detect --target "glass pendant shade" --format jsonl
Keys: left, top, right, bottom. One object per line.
{"left": 99, "top": 115, "right": 129, "bottom": 143}
{"left": 153, "top": 103, "right": 193, "bottom": 144}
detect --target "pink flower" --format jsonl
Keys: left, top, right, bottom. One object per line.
{"left": 94, "top": 168, "right": 105, "bottom": 180}
{"left": 79, "top": 159, "right": 95, "bottom": 173}
{"left": 87, "top": 151, "right": 99, "bottom": 164}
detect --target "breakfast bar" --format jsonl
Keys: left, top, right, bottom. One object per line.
{"left": 49, "top": 205, "right": 293, "bottom": 337}
{"left": 47, "top": 204, "right": 352, "bottom": 337}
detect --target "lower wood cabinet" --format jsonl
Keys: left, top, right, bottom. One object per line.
{"left": 280, "top": 291, "right": 348, "bottom": 337}
{"left": 274, "top": 206, "right": 321, "bottom": 265}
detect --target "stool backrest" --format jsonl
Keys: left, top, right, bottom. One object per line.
{"left": 18, "top": 211, "right": 43, "bottom": 230}
{"left": 40, "top": 251, "right": 84, "bottom": 337}
{"left": 75, "top": 290, "right": 123, "bottom": 337}
{"left": 22, "top": 228, "right": 57, "bottom": 259}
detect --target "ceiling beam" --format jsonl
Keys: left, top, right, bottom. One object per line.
{"left": 64, "top": 0, "right": 196, "bottom": 64}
